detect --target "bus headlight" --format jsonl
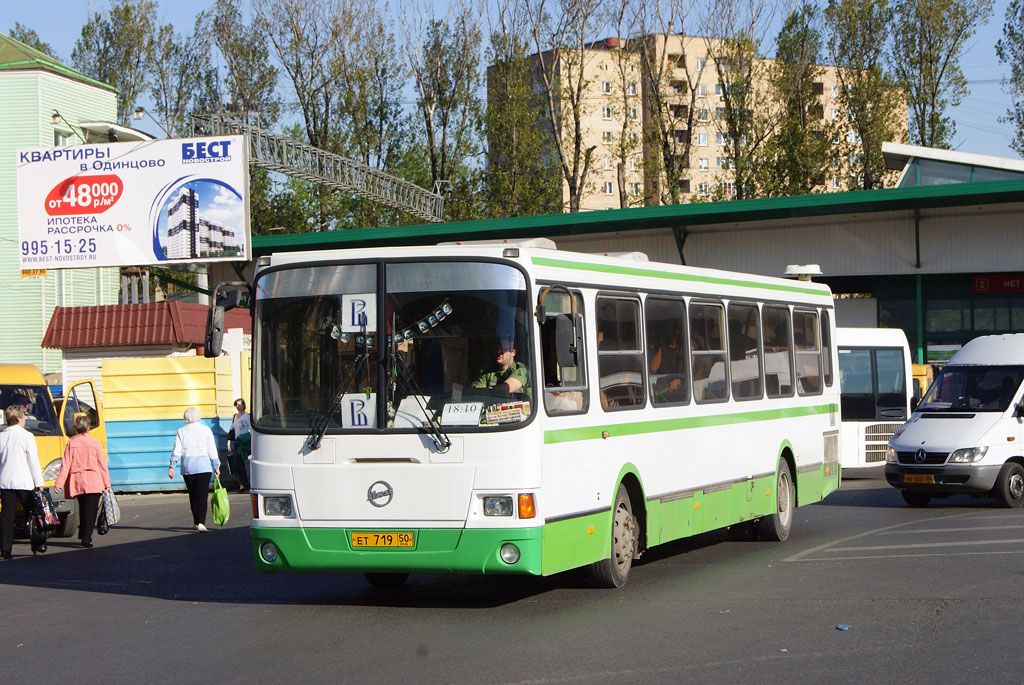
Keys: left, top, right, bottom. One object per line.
{"left": 885, "top": 447, "right": 897, "bottom": 463}
{"left": 500, "top": 543, "right": 520, "bottom": 564}
{"left": 263, "top": 496, "right": 293, "bottom": 517}
{"left": 42, "top": 459, "right": 62, "bottom": 481}
{"left": 484, "top": 496, "right": 513, "bottom": 516}
{"left": 949, "top": 447, "right": 988, "bottom": 463}
{"left": 260, "top": 542, "right": 279, "bottom": 563}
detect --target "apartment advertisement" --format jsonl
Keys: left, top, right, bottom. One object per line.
{"left": 16, "top": 135, "right": 249, "bottom": 270}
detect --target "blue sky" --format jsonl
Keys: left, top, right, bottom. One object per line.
{"left": 5, "top": 0, "right": 1019, "bottom": 158}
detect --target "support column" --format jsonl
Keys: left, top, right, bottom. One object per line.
{"left": 915, "top": 274, "right": 924, "bottom": 364}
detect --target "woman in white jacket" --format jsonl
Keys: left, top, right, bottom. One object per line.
{"left": 168, "top": 407, "right": 221, "bottom": 532}
{"left": 0, "top": 405, "right": 45, "bottom": 558}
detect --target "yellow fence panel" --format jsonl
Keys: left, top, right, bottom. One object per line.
{"left": 102, "top": 356, "right": 231, "bottom": 422}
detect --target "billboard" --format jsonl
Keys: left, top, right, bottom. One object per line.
{"left": 16, "top": 136, "right": 249, "bottom": 270}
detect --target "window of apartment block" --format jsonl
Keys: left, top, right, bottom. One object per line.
{"left": 601, "top": 81, "right": 612, "bottom": 94}
{"left": 630, "top": 181, "right": 642, "bottom": 195}
{"left": 831, "top": 108, "right": 840, "bottom": 120}
{"left": 603, "top": 155, "right": 613, "bottom": 170}
{"left": 831, "top": 85, "right": 839, "bottom": 97}
{"left": 671, "top": 104, "right": 688, "bottom": 118}
{"left": 832, "top": 131, "right": 841, "bottom": 144}
{"left": 813, "top": 81, "right": 824, "bottom": 95}
{"left": 627, "top": 82, "right": 638, "bottom": 96}
{"left": 698, "top": 157, "right": 708, "bottom": 170}
{"left": 603, "top": 181, "right": 614, "bottom": 195}
{"left": 716, "top": 132, "right": 726, "bottom": 145}
{"left": 603, "top": 131, "right": 613, "bottom": 143}
{"left": 698, "top": 181, "right": 709, "bottom": 196}
{"left": 810, "top": 103, "right": 824, "bottom": 119}
{"left": 833, "top": 176, "right": 841, "bottom": 189}
{"left": 697, "top": 132, "right": 708, "bottom": 146}
{"left": 716, "top": 156, "right": 731, "bottom": 170}
{"left": 629, "top": 156, "right": 639, "bottom": 171}
{"left": 697, "top": 57, "right": 706, "bottom": 70}
{"left": 602, "top": 105, "right": 613, "bottom": 120}
{"left": 671, "top": 80, "right": 686, "bottom": 94}
{"left": 720, "top": 180, "right": 736, "bottom": 196}
{"left": 629, "top": 132, "right": 639, "bottom": 144}
{"left": 714, "top": 83, "right": 722, "bottom": 96}
{"left": 697, "top": 108, "right": 708, "bottom": 121}
{"left": 629, "top": 106, "right": 639, "bottom": 121}
{"left": 697, "top": 83, "right": 707, "bottom": 97}
{"left": 715, "top": 107, "right": 725, "bottom": 119}
{"left": 673, "top": 129, "right": 689, "bottom": 144}
{"left": 677, "top": 179, "right": 690, "bottom": 194}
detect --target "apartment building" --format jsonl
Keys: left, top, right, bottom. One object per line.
{"left": 503, "top": 35, "right": 904, "bottom": 211}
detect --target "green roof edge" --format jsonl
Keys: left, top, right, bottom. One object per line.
{"left": 253, "top": 177, "right": 1024, "bottom": 256}
{"left": 0, "top": 33, "right": 117, "bottom": 94}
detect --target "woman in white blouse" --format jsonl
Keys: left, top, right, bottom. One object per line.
{"left": 0, "top": 404, "right": 46, "bottom": 558}
{"left": 168, "top": 407, "right": 221, "bottom": 532}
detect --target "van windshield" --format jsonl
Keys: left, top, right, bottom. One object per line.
{"left": 917, "top": 365, "right": 1024, "bottom": 413}
{"left": 0, "top": 384, "right": 61, "bottom": 436}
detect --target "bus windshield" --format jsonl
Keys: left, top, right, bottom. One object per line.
{"left": 917, "top": 364, "right": 1024, "bottom": 413}
{"left": 255, "top": 260, "right": 533, "bottom": 431}
{"left": 0, "top": 384, "right": 60, "bottom": 437}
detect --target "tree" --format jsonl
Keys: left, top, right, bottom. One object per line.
{"left": 72, "top": 0, "right": 156, "bottom": 126}
{"left": 9, "top": 22, "right": 57, "bottom": 59}
{"left": 761, "top": 5, "right": 837, "bottom": 196}
{"left": 703, "top": 0, "right": 777, "bottom": 200}
{"left": 891, "top": 0, "right": 993, "bottom": 148}
{"left": 997, "top": 0, "right": 1024, "bottom": 155}
{"left": 404, "top": 0, "right": 484, "bottom": 209}
{"left": 209, "top": 0, "right": 281, "bottom": 127}
{"left": 482, "top": 0, "right": 559, "bottom": 217}
{"left": 149, "top": 16, "right": 214, "bottom": 137}
{"left": 607, "top": 5, "right": 644, "bottom": 208}
{"left": 634, "top": 2, "right": 708, "bottom": 205}
{"left": 525, "top": 0, "right": 606, "bottom": 212}
{"left": 254, "top": 0, "right": 356, "bottom": 230}
{"left": 824, "top": 0, "right": 905, "bottom": 190}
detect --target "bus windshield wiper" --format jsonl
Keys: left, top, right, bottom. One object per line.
{"left": 391, "top": 347, "right": 451, "bottom": 453}
{"left": 307, "top": 352, "right": 367, "bottom": 451}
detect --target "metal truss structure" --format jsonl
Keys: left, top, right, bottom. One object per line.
{"left": 192, "top": 113, "right": 444, "bottom": 223}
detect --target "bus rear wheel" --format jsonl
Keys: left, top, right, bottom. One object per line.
{"left": 589, "top": 484, "right": 637, "bottom": 588}
{"left": 364, "top": 573, "right": 409, "bottom": 588}
{"left": 756, "top": 460, "right": 793, "bottom": 542}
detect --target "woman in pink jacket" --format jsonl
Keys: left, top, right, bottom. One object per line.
{"left": 54, "top": 414, "right": 111, "bottom": 548}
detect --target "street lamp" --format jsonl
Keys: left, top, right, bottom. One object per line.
{"left": 133, "top": 106, "right": 172, "bottom": 138}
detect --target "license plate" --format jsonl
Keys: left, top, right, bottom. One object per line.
{"left": 351, "top": 531, "right": 415, "bottom": 548}
{"left": 904, "top": 474, "right": 935, "bottom": 484}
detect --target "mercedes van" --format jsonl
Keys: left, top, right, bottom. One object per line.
{"left": 0, "top": 364, "right": 106, "bottom": 535}
{"left": 885, "top": 334, "right": 1024, "bottom": 506}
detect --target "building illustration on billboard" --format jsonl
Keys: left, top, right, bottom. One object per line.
{"left": 165, "top": 187, "right": 239, "bottom": 259}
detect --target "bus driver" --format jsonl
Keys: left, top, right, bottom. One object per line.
{"left": 473, "top": 339, "right": 530, "bottom": 399}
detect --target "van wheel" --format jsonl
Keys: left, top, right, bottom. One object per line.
{"left": 901, "top": 490, "right": 931, "bottom": 506}
{"left": 589, "top": 484, "right": 636, "bottom": 588}
{"left": 756, "top": 460, "right": 793, "bottom": 542}
{"left": 55, "top": 507, "right": 78, "bottom": 538}
{"left": 995, "top": 462, "right": 1024, "bottom": 508}
{"left": 364, "top": 573, "right": 409, "bottom": 588}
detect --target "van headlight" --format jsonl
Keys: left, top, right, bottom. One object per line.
{"left": 885, "top": 446, "right": 897, "bottom": 463}
{"left": 42, "top": 459, "right": 62, "bottom": 481}
{"left": 948, "top": 447, "right": 988, "bottom": 463}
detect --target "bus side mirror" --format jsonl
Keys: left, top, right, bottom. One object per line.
{"left": 553, "top": 313, "right": 577, "bottom": 367}
{"left": 205, "top": 305, "right": 225, "bottom": 358}
{"left": 910, "top": 396, "right": 919, "bottom": 412}
{"left": 1015, "top": 402, "right": 1024, "bottom": 419}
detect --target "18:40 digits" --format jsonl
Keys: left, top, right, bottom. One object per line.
{"left": 21, "top": 238, "right": 97, "bottom": 256}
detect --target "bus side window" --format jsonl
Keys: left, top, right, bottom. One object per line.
{"left": 727, "top": 302, "right": 763, "bottom": 401}
{"left": 596, "top": 296, "right": 646, "bottom": 410}
{"left": 690, "top": 302, "right": 728, "bottom": 403}
{"left": 540, "top": 291, "right": 588, "bottom": 415}
{"left": 794, "top": 310, "right": 822, "bottom": 395}
{"left": 762, "top": 306, "right": 794, "bottom": 397}
{"left": 646, "top": 297, "right": 690, "bottom": 406}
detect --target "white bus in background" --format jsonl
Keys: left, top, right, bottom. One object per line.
{"left": 837, "top": 327, "right": 913, "bottom": 474}
{"left": 208, "top": 240, "right": 842, "bottom": 588}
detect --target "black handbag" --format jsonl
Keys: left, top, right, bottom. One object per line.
{"left": 96, "top": 502, "right": 109, "bottom": 535}
{"left": 31, "top": 489, "right": 60, "bottom": 532}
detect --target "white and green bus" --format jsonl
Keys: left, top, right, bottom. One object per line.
{"left": 225, "top": 240, "right": 841, "bottom": 587}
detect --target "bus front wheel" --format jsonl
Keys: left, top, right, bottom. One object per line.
{"left": 756, "top": 461, "right": 793, "bottom": 542}
{"left": 589, "top": 484, "right": 637, "bottom": 588}
{"left": 995, "top": 462, "right": 1024, "bottom": 508}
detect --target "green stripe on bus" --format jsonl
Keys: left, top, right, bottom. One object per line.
{"left": 531, "top": 256, "right": 830, "bottom": 296}
{"left": 543, "top": 403, "right": 837, "bottom": 445}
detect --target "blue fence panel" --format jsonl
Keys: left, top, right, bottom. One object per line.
{"left": 106, "top": 417, "right": 232, "bottom": 493}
